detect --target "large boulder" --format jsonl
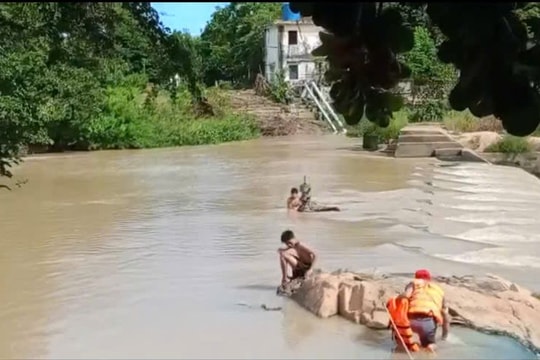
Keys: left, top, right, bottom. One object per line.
{"left": 284, "top": 270, "right": 540, "bottom": 353}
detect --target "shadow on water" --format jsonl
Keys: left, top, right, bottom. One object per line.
{"left": 0, "top": 136, "right": 538, "bottom": 358}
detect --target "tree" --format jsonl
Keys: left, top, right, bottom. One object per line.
{"left": 0, "top": 2, "right": 174, "bottom": 188}
{"left": 199, "top": 3, "right": 281, "bottom": 86}
{"left": 404, "top": 26, "right": 457, "bottom": 122}
{"left": 291, "top": 2, "right": 540, "bottom": 136}
{"left": 164, "top": 31, "right": 214, "bottom": 115}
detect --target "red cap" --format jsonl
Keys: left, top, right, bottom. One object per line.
{"left": 415, "top": 269, "right": 431, "bottom": 280}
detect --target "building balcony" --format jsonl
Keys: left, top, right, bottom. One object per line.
{"left": 284, "top": 44, "right": 321, "bottom": 59}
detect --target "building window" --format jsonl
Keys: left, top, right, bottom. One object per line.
{"left": 288, "top": 64, "right": 299, "bottom": 80}
{"left": 288, "top": 30, "right": 298, "bottom": 45}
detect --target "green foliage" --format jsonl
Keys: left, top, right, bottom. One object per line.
{"left": 485, "top": 135, "right": 532, "bottom": 154}
{"left": 516, "top": 3, "right": 540, "bottom": 36}
{"left": 0, "top": 2, "right": 262, "bottom": 188}
{"left": 68, "top": 79, "right": 260, "bottom": 150}
{"left": 166, "top": 115, "right": 260, "bottom": 146}
{"left": 6, "top": 1, "right": 540, "bottom": 189}
{"left": 199, "top": 3, "right": 281, "bottom": 87}
{"left": 443, "top": 111, "right": 505, "bottom": 133}
{"left": 0, "top": 2, "right": 174, "bottom": 186}
{"left": 404, "top": 26, "right": 457, "bottom": 122}
{"left": 362, "top": 121, "right": 384, "bottom": 138}
{"left": 405, "top": 26, "right": 457, "bottom": 100}
{"left": 310, "top": 5, "right": 414, "bottom": 128}
{"left": 347, "top": 110, "right": 408, "bottom": 143}
{"left": 268, "top": 71, "right": 293, "bottom": 104}
{"left": 407, "top": 100, "right": 447, "bottom": 123}
{"left": 293, "top": 2, "right": 540, "bottom": 137}
{"left": 164, "top": 31, "right": 204, "bottom": 103}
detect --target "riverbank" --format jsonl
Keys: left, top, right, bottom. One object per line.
{"left": 23, "top": 86, "right": 325, "bottom": 156}
{"left": 346, "top": 111, "right": 540, "bottom": 178}
{"left": 452, "top": 131, "right": 540, "bottom": 178}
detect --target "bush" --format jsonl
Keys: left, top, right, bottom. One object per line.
{"left": 268, "top": 71, "right": 293, "bottom": 104}
{"left": 380, "top": 110, "right": 409, "bottom": 142}
{"left": 407, "top": 100, "right": 448, "bottom": 123}
{"left": 443, "top": 111, "right": 505, "bottom": 133}
{"left": 404, "top": 26, "right": 457, "bottom": 115}
{"left": 347, "top": 109, "right": 409, "bottom": 143}
{"left": 80, "top": 78, "right": 260, "bottom": 150}
{"left": 205, "top": 85, "right": 233, "bottom": 117}
{"left": 485, "top": 135, "right": 532, "bottom": 154}
{"left": 165, "top": 114, "right": 259, "bottom": 146}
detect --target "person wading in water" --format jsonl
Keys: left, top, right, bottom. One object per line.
{"left": 286, "top": 187, "right": 301, "bottom": 211}
{"left": 401, "top": 269, "right": 450, "bottom": 353}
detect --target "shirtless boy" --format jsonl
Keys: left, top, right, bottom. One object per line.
{"left": 278, "top": 230, "right": 317, "bottom": 286}
{"left": 286, "top": 187, "right": 301, "bottom": 210}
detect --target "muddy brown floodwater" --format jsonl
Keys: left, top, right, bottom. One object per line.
{"left": 0, "top": 135, "right": 538, "bottom": 359}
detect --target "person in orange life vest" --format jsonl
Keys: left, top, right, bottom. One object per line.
{"left": 386, "top": 296, "right": 420, "bottom": 353}
{"left": 401, "top": 269, "right": 450, "bottom": 352}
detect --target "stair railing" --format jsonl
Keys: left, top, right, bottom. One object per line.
{"left": 301, "top": 80, "right": 347, "bottom": 134}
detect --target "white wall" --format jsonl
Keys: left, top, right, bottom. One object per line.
{"left": 264, "top": 22, "right": 413, "bottom": 95}
{"left": 264, "top": 26, "right": 280, "bottom": 81}
{"left": 264, "top": 22, "right": 325, "bottom": 84}
{"left": 281, "top": 23, "right": 322, "bottom": 59}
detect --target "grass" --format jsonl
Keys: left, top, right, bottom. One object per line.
{"left": 161, "top": 114, "right": 260, "bottom": 147}
{"left": 343, "top": 106, "right": 535, "bottom": 156}
{"left": 484, "top": 135, "right": 532, "bottom": 155}
{"left": 346, "top": 108, "right": 504, "bottom": 143}
{"left": 443, "top": 110, "right": 534, "bottom": 155}
{"left": 443, "top": 110, "right": 505, "bottom": 133}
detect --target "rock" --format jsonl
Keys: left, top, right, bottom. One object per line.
{"left": 337, "top": 281, "right": 360, "bottom": 323}
{"left": 290, "top": 274, "right": 340, "bottom": 318}
{"left": 360, "top": 312, "right": 371, "bottom": 325}
{"left": 528, "top": 137, "right": 540, "bottom": 151}
{"left": 510, "top": 283, "right": 520, "bottom": 292}
{"left": 369, "top": 311, "right": 390, "bottom": 329}
{"left": 284, "top": 270, "right": 540, "bottom": 353}
{"left": 276, "top": 278, "right": 304, "bottom": 297}
{"left": 456, "top": 131, "right": 502, "bottom": 152}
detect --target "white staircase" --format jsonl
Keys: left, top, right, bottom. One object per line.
{"left": 300, "top": 80, "right": 347, "bottom": 134}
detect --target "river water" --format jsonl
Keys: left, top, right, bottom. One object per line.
{"left": 0, "top": 135, "right": 538, "bottom": 359}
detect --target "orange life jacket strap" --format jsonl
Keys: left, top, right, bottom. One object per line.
{"left": 396, "top": 325, "right": 411, "bottom": 330}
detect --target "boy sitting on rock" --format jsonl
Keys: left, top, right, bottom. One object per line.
{"left": 277, "top": 230, "right": 317, "bottom": 295}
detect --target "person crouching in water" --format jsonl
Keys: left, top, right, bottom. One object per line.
{"left": 286, "top": 187, "right": 301, "bottom": 211}
{"left": 386, "top": 295, "right": 420, "bottom": 354}
{"left": 402, "top": 269, "right": 450, "bottom": 353}
{"left": 278, "top": 230, "right": 317, "bottom": 287}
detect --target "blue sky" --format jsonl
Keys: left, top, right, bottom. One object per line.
{"left": 151, "top": 2, "right": 230, "bottom": 35}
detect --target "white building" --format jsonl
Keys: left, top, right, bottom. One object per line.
{"left": 264, "top": 17, "right": 325, "bottom": 86}
{"left": 263, "top": 16, "right": 413, "bottom": 101}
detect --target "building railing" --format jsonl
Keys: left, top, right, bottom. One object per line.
{"left": 301, "top": 80, "right": 347, "bottom": 134}
{"left": 284, "top": 43, "right": 321, "bottom": 58}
